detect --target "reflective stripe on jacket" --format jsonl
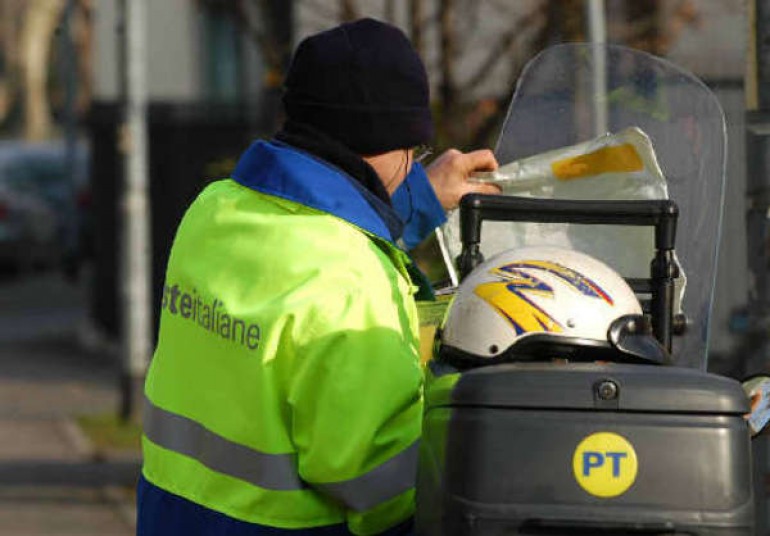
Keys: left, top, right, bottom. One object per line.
{"left": 140, "top": 140, "right": 434, "bottom": 535}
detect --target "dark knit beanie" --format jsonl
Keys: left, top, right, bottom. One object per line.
{"left": 282, "top": 18, "right": 433, "bottom": 155}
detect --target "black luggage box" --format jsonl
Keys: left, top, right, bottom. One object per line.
{"left": 416, "top": 362, "right": 753, "bottom": 535}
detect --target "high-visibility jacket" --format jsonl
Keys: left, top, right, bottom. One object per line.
{"left": 138, "top": 139, "right": 445, "bottom": 535}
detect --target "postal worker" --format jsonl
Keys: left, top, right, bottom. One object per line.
{"left": 137, "top": 17, "right": 498, "bottom": 536}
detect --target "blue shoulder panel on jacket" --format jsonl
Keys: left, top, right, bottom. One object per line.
{"left": 232, "top": 140, "right": 400, "bottom": 243}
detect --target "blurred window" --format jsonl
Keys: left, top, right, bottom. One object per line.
{"left": 202, "top": 12, "right": 241, "bottom": 103}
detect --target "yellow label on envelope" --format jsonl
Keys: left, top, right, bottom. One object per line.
{"left": 551, "top": 143, "right": 644, "bottom": 180}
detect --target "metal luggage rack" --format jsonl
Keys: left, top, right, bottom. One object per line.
{"left": 456, "top": 194, "right": 681, "bottom": 353}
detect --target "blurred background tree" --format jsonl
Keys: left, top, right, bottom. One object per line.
{"left": 0, "top": 0, "right": 730, "bottom": 337}
{"left": 297, "top": 0, "right": 702, "bottom": 153}
{"left": 285, "top": 0, "right": 705, "bottom": 283}
{"left": 0, "top": 0, "right": 92, "bottom": 141}
{"left": 0, "top": 0, "right": 704, "bottom": 146}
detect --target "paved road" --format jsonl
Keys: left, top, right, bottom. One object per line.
{"left": 0, "top": 270, "right": 84, "bottom": 343}
{"left": 0, "top": 269, "right": 136, "bottom": 535}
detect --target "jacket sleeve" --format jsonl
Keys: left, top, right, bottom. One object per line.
{"left": 288, "top": 283, "right": 423, "bottom": 536}
{"left": 392, "top": 163, "right": 447, "bottom": 250}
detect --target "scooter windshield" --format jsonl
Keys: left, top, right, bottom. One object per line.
{"left": 443, "top": 44, "right": 726, "bottom": 369}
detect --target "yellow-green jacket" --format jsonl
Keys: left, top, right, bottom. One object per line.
{"left": 139, "top": 139, "right": 445, "bottom": 535}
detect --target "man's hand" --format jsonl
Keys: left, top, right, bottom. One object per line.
{"left": 425, "top": 149, "right": 501, "bottom": 211}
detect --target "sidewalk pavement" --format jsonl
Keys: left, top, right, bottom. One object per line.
{"left": 0, "top": 321, "right": 139, "bottom": 535}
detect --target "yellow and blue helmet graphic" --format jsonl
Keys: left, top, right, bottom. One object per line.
{"left": 475, "top": 259, "right": 614, "bottom": 336}
{"left": 440, "top": 246, "right": 642, "bottom": 360}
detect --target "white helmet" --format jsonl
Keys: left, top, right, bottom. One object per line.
{"left": 439, "top": 246, "right": 668, "bottom": 367}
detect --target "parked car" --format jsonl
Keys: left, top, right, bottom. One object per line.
{"left": 0, "top": 141, "right": 91, "bottom": 275}
{"left": 0, "top": 181, "right": 59, "bottom": 272}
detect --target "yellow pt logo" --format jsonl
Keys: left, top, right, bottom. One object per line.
{"left": 572, "top": 432, "right": 638, "bottom": 498}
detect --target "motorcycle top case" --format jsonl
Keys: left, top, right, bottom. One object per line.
{"left": 416, "top": 362, "right": 753, "bottom": 536}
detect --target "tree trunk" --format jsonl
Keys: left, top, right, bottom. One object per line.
{"left": 438, "top": 0, "right": 456, "bottom": 108}
{"left": 384, "top": 0, "right": 395, "bottom": 24}
{"left": 625, "top": 0, "right": 663, "bottom": 53}
{"left": 74, "top": 0, "right": 94, "bottom": 115}
{"left": 20, "top": 0, "right": 65, "bottom": 141}
{"left": 437, "top": 0, "right": 458, "bottom": 144}
{"left": 258, "top": 0, "right": 293, "bottom": 132}
{"left": 0, "top": 0, "right": 25, "bottom": 124}
{"left": 408, "top": 0, "right": 424, "bottom": 58}
{"left": 339, "top": 0, "right": 358, "bottom": 22}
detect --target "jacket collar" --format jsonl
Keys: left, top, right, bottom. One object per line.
{"left": 232, "top": 140, "right": 404, "bottom": 243}
{"left": 274, "top": 120, "right": 392, "bottom": 207}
